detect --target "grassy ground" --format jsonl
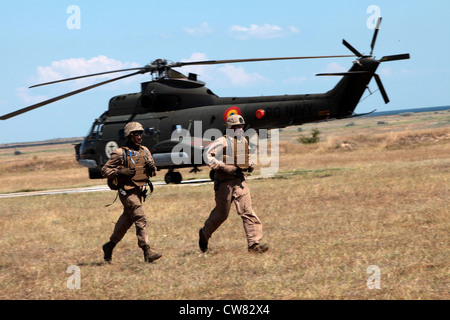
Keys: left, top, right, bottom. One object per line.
{"left": 0, "top": 110, "right": 448, "bottom": 300}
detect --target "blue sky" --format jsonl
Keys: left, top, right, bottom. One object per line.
{"left": 0, "top": 0, "right": 449, "bottom": 144}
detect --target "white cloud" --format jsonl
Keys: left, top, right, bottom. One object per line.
{"left": 178, "top": 52, "right": 210, "bottom": 76}
{"left": 228, "top": 23, "right": 300, "bottom": 40}
{"left": 282, "top": 75, "right": 308, "bottom": 85}
{"left": 175, "top": 52, "right": 269, "bottom": 88}
{"left": 32, "top": 55, "right": 141, "bottom": 87}
{"left": 16, "top": 55, "right": 145, "bottom": 105}
{"left": 183, "top": 22, "right": 213, "bottom": 37}
{"left": 217, "top": 64, "right": 268, "bottom": 86}
{"left": 325, "top": 62, "right": 347, "bottom": 73}
{"left": 288, "top": 26, "right": 300, "bottom": 33}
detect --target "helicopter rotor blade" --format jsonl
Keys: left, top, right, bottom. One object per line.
{"left": 342, "top": 39, "right": 363, "bottom": 57}
{"left": 379, "top": 53, "right": 410, "bottom": 62}
{"left": 29, "top": 67, "right": 146, "bottom": 88}
{"left": 171, "top": 55, "right": 355, "bottom": 68}
{"left": 28, "top": 55, "right": 356, "bottom": 89}
{"left": 316, "top": 71, "right": 370, "bottom": 76}
{"left": 0, "top": 71, "right": 142, "bottom": 120}
{"left": 370, "top": 17, "right": 382, "bottom": 55}
{"left": 374, "top": 73, "right": 389, "bottom": 104}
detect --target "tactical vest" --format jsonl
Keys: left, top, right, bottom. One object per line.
{"left": 223, "top": 135, "right": 250, "bottom": 169}
{"left": 123, "top": 146, "right": 151, "bottom": 189}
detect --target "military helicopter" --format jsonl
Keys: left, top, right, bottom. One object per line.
{"left": 1, "top": 18, "right": 409, "bottom": 184}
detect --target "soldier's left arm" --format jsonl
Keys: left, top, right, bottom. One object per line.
{"left": 142, "top": 146, "right": 157, "bottom": 177}
{"left": 248, "top": 138, "right": 257, "bottom": 167}
{"left": 142, "top": 146, "right": 155, "bottom": 165}
{"left": 101, "top": 148, "right": 124, "bottom": 178}
{"left": 205, "top": 137, "right": 226, "bottom": 170}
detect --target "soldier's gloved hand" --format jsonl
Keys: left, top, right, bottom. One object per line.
{"left": 247, "top": 165, "right": 254, "bottom": 173}
{"left": 233, "top": 167, "right": 244, "bottom": 177}
{"left": 219, "top": 163, "right": 237, "bottom": 175}
{"left": 145, "top": 162, "right": 157, "bottom": 177}
{"left": 145, "top": 161, "right": 156, "bottom": 170}
{"left": 118, "top": 167, "right": 136, "bottom": 176}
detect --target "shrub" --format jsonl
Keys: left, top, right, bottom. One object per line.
{"left": 298, "top": 128, "right": 321, "bottom": 144}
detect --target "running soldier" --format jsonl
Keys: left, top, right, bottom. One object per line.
{"left": 199, "top": 115, "right": 269, "bottom": 253}
{"left": 101, "top": 122, "right": 162, "bottom": 263}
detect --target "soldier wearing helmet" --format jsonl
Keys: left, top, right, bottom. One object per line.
{"left": 198, "top": 114, "right": 269, "bottom": 253}
{"left": 101, "top": 122, "right": 162, "bottom": 263}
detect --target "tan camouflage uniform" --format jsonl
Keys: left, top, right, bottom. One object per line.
{"left": 101, "top": 144, "right": 153, "bottom": 247}
{"left": 101, "top": 122, "right": 161, "bottom": 263}
{"left": 199, "top": 115, "right": 268, "bottom": 253}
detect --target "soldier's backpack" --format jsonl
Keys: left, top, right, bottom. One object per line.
{"left": 107, "top": 148, "right": 128, "bottom": 191}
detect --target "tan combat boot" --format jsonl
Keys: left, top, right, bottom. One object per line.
{"left": 199, "top": 228, "right": 208, "bottom": 252}
{"left": 248, "top": 243, "right": 269, "bottom": 253}
{"left": 102, "top": 241, "right": 116, "bottom": 263}
{"left": 142, "top": 245, "right": 162, "bottom": 263}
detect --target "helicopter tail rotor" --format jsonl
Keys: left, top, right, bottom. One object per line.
{"left": 339, "top": 17, "right": 409, "bottom": 104}
{"left": 379, "top": 54, "right": 410, "bottom": 62}
{"left": 342, "top": 39, "right": 363, "bottom": 58}
{"left": 373, "top": 73, "right": 389, "bottom": 104}
{"left": 369, "top": 17, "right": 382, "bottom": 55}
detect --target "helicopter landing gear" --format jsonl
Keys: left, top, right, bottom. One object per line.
{"left": 189, "top": 166, "right": 202, "bottom": 174}
{"left": 164, "top": 169, "right": 182, "bottom": 184}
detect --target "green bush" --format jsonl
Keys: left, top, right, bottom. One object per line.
{"left": 298, "top": 128, "right": 321, "bottom": 144}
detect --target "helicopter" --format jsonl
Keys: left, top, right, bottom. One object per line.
{"left": 1, "top": 18, "right": 409, "bottom": 184}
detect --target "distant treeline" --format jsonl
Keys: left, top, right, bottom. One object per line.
{"left": 367, "top": 105, "right": 450, "bottom": 117}
{"left": 0, "top": 138, "right": 83, "bottom": 150}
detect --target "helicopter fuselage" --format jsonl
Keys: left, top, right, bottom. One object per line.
{"left": 76, "top": 58, "right": 378, "bottom": 180}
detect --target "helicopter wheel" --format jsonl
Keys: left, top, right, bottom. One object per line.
{"left": 164, "top": 171, "right": 182, "bottom": 184}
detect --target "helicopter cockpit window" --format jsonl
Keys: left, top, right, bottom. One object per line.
{"left": 172, "top": 125, "right": 183, "bottom": 141}
{"left": 172, "top": 124, "right": 182, "bottom": 132}
{"left": 89, "top": 123, "right": 104, "bottom": 139}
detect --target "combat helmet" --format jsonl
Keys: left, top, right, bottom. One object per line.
{"left": 124, "top": 122, "right": 144, "bottom": 137}
{"left": 226, "top": 114, "right": 245, "bottom": 128}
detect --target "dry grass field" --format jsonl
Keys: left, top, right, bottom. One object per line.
{"left": 0, "top": 110, "right": 448, "bottom": 300}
